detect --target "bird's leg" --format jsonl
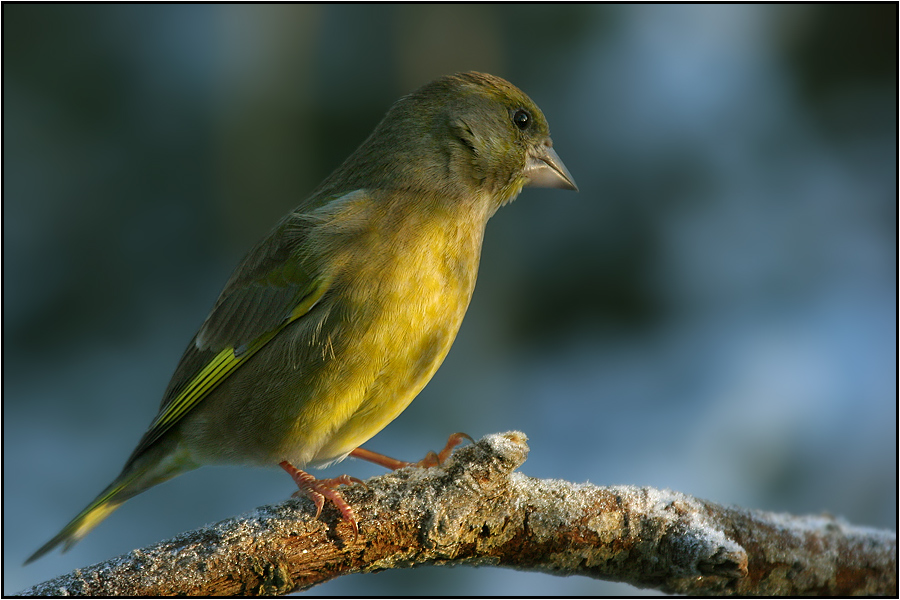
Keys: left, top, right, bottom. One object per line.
{"left": 349, "top": 432, "right": 474, "bottom": 470}
{"left": 348, "top": 447, "right": 412, "bottom": 470}
{"left": 278, "top": 461, "right": 363, "bottom": 535}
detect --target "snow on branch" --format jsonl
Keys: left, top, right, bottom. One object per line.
{"left": 21, "top": 432, "right": 896, "bottom": 596}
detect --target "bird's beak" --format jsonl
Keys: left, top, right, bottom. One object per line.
{"left": 524, "top": 141, "right": 578, "bottom": 191}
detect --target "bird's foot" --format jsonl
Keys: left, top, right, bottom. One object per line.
{"left": 279, "top": 461, "right": 364, "bottom": 535}
{"left": 349, "top": 432, "right": 474, "bottom": 470}
{"left": 416, "top": 432, "right": 474, "bottom": 467}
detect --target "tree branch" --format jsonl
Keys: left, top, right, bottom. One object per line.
{"left": 21, "top": 432, "right": 896, "bottom": 596}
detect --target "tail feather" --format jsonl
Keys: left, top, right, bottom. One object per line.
{"left": 26, "top": 438, "right": 199, "bottom": 564}
{"left": 25, "top": 473, "right": 139, "bottom": 565}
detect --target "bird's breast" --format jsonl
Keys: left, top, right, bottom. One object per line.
{"left": 302, "top": 206, "right": 486, "bottom": 463}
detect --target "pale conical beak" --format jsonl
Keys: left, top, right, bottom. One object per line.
{"left": 524, "top": 142, "right": 578, "bottom": 191}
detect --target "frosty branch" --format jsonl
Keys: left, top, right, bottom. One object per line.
{"left": 21, "top": 432, "right": 896, "bottom": 596}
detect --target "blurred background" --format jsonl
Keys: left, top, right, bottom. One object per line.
{"left": 4, "top": 4, "right": 896, "bottom": 595}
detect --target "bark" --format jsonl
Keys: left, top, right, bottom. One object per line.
{"left": 20, "top": 432, "right": 897, "bottom": 596}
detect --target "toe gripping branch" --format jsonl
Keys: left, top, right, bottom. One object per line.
{"left": 279, "top": 433, "right": 473, "bottom": 534}
{"left": 278, "top": 461, "right": 365, "bottom": 535}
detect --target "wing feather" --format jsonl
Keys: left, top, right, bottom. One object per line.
{"left": 121, "top": 190, "right": 365, "bottom": 467}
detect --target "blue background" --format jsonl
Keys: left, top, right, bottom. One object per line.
{"left": 4, "top": 4, "right": 896, "bottom": 595}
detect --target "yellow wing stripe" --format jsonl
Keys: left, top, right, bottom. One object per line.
{"left": 142, "top": 279, "right": 330, "bottom": 448}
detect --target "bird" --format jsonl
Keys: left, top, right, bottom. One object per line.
{"left": 26, "top": 71, "right": 577, "bottom": 564}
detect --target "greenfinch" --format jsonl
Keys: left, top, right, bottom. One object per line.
{"left": 26, "top": 71, "right": 577, "bottom": 564}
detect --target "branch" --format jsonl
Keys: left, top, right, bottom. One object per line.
{"left": 21, "top": 432, "right": 896, "bottom": 596}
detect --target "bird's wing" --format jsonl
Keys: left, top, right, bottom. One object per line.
{"left": 123, "top": 197, "right": 343, "bottom": 466}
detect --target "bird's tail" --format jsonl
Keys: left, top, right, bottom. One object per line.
{"left": 24, "top": 471, "right": 140, "bottom": 565}
{"left": 25, "top": 441, "right": 197, "bottom": 564}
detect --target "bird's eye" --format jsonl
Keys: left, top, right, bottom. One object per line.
{"left": 513, "top": 109, "right": 530, "bottom": 130}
